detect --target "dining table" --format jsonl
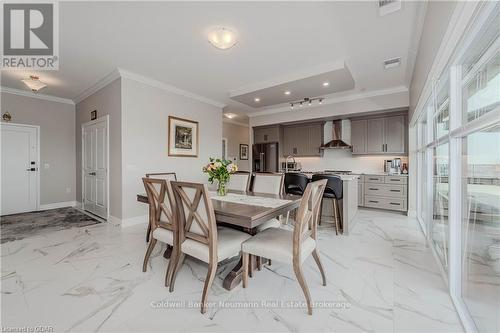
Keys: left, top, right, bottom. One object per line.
{"left": 137, "top": 189, "right": 301, "bottom": 290}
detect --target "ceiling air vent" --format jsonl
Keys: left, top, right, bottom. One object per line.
{"left": 384, "top": 57, "right": 401, "bottom": 69}
{"left": 379, "top": 0, "right": 401, "bottom": 16}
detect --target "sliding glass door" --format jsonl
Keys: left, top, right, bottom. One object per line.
{"left": 412, "top": 4, "right": 499, "bottom": 331}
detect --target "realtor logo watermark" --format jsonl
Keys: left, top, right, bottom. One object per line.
{"left": 1, "top": 1, "right": 59, "bottom": 69}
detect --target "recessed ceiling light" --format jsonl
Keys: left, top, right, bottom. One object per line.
{"left": 322, "top": 82, "right": 329, "bottom": 87}
{"left": 224, "top": 113, "right": 237, "bottom": 119}
{"left": 208, "top": 27, "right": 238, "bottom": 50}
{"left": 21, "top": 75, "right": 47, "bottom": 92}
{"left": 254, "top": 97, "right": 260, "bottom": 102}
{"left": 284, "top": 91, "right": 291, "bottom": 95}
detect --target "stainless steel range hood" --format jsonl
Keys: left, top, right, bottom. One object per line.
{"left": 320, "top": 119, "right": 352, "bottom": 150}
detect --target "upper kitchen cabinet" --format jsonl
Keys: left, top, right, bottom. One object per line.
{"left": 253, "top": 125, "right": 280, "bottom": 143}
{"left": 350, "top": 120, "right": 367, "bottom": 154}
{"left": 366, "top": 118, "right": 385, "bottom": 154}
{"left": 384, "top": 115, "right": 405, "bottom": 153}
{"left": 282, "top": 122, "right": 324, "bottom": 157}
{"left": 351, "top": 114, "right": 407, "bottom": 155}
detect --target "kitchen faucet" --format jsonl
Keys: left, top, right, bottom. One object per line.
{"left": 285, "top": 155, "right": 296, "bottom": 173}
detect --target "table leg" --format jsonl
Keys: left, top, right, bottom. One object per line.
{"left": 163, "top": 245, "right": 173, "bottom": 259}
{"left": 223, "top": 253, "right": 259, "bottom": 290}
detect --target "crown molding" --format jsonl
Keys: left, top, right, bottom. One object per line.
{"left": 222, "top": 118, "right": 249, "bottom": 127}
{"left": 0, "top": 86, "right": 75, "bottom": 105}
{"left": 73, "top": 68, "right": 121, "bottom": 104}
{"left": 247, "top": 86, "right": 409, "bottom": 118}
{"left": 229, "top": 60, "right": 346, "bottom": 98}
{"left": 117, "top": 68, "right": 226, "bottom": 109}
{"left": 405, "top": 1, "right": 428, "bottom": 87}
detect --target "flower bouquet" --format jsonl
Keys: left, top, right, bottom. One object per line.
{"left": 202, "top": 158, "right": 238, "bottom": 196}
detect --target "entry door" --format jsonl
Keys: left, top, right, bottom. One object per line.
{"left": 1, "top": 124, "right": 39, "bottom": 215}
{"left": 82, "top": 118, "right": 108, "bottom": 219}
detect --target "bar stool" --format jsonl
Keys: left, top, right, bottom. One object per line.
{"left": 311, "top": 174, "right": 343, "bottom": 235}
{"left": 284, "top": 173, "right": 310, "bottom": 195}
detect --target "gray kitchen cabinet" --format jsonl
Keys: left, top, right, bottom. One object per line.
{"left": 282, "top": 122, "right": 323, "bottom": 157}
{"left": 358, "top": 174, "right": 408, "bottom": 212}
{"left": 366, "top": 118, "right": 385, "bottom": 153}
{"left": 351, "top": 120, "right": 367, "bottom": 154}
{"left": 253, "top": 125, "right": 280, "bottom": 143}
{"left": 351, "top": 114, "right": 407, "bottom": 155}
{"left": 384, "top": 115, "right": 406, "bottom": 153}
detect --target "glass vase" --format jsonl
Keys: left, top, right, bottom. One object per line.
{"left": 217, "top": 180, "right": 227, "bottom": 196}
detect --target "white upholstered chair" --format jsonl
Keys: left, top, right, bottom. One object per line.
{"left": 251, "top": 173, "right": 284, "bottom": 232}
{"left": 145, "top": 172, "right": 177, "bottom": 242}
{"left": 169, "top": 181, "right": 251, "bottom": 314}
{"left": 241, "top": 179, "right": 328, "bottom": 315}
{"left": 226, "top": 172, "right": 250, "bottom": 192}
{"left": 142, "top": 177, "right": 178, "bottom": 287}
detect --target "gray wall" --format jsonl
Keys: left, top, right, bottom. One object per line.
{"left": 121, "top": 77, "right": 222, "bottom": 220}
{"left": 409, "top": 1, "right": 457, "bottom": 120}
{"left": 75, "top": 79, "right": 122, "bottom": 219}
{"left": 222, "top": 121, "right": 250, "bottom": 171}
{"left": 1, "top": 92, "right": 76, "bottom": 205}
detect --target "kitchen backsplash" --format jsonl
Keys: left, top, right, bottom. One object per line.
{"left": 294, "top": 149, "right": 408, "bottom": 174}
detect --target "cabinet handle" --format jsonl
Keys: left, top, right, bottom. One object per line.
{"left": 369, "top": 188, "right": 379, "bottom": 190}
{"left": 382, "top": 144, "right": 384, "bottom": 152}
{"left": 390, "top": 189, "right": 400, "bottom": 192}
{"left": 369, "top": 200, "right": 379, "bottom": 203}
{"left": 369, "top": 178, "right": 378, "bottom": 180}
{"left": 390, "top": 202, "right": 401, "bottom": 205}
{"left": 390, "top": 179, "right": 400, "bottom": 182}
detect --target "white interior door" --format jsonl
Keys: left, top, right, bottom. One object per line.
{"left": 1, "top": 123, "right": 39, "bottom": 215}
{"left": 82, "top": 118, "right": 108, "bottom": 219}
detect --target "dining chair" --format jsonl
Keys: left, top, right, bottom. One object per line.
{"left": 145, "top": 172, "right": 177, "bottom": 242}
{"left": 169, "top": 181, "right": 251, "bottom": 314}
{"left": 226, "top": 171, "right": 250, "bottom": 192}
{"left": 142, "top": 177, "right": 178, "bottom": 287}
{"left": 311, "top": 174, "right": 343, "bottom": 234}
{"left": 252, "top": 172, "right": 284, "bottom": 231}
{"left": 241, "top": 179, "right": 328, "bottom": 315}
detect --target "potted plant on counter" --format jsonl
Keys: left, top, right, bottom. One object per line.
{"left": 203, "top": 158, "right": 238, "bottom": 196}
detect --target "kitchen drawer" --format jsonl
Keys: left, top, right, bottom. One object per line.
{"left": 364, "top": 175, "right": 385, "bottom": 183}
{"left": 384, "top": 176, "right": 407, "bottom": 184}
{"left": 364, "top": 195, "right": 407, "bottom": 212}
{"left": 364, "top": 184, "right": 406, "bottom": 198}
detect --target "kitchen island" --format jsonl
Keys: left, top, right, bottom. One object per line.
{"left": 287, "top": 172, "right": 359, "bottom": 235}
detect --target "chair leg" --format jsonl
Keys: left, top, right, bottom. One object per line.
{"left": 249, "top": 255, "right": 253, "bottom": 278}
{"left": 318, "top": 200, "right": 323, "bottom": 225}
{"left": 242, "top": 252, "right": 249, "bottom": 288}
{"left": 146, "top": 223, "right": 151, "bottom": 242}
{"left": 169, "top": 252, "right": 185, "bottom": 293}
{"left": 257, "top": 256, "right": 262, "bottom": 271}
{"left": 285, "top": 211, "right": 290, "bottom": 225}
{"left": 293, "top": 260, "right": 313, "bottom": 315}
{"left": 201, "top": 262, "right": 217, "bottom": 314}
{"left": 311, "top": 249, "right": 327, "bottom": 286}
{"left": 165, "top": 246, "right": 177, "bottom": 287}
{"left": 142, "top": 238, "right": 157, "bottom": 272}
{"left": 334, "top": 198, "right": 342, "bottom": 234}
{"left": 332, "top": 199, "right": 339, "bottom": 235}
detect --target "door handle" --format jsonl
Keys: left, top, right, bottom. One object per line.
{"left": 88, "top": 172, "right": 96, "bottom": 176}
{"left": 26, "top": 168, "right": 37, "bottom": 171}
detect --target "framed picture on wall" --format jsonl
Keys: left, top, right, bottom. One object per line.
{"left": 168, "top": 116, "right": 199, "bottom": 157}
{"left": 239, "top": 144, "right": 249, "bottom": 160}
{"left": 91, "top": 110, "right": 97, "bottom": 120}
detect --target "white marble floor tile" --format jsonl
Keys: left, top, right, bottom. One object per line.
{"left": 1, "top": 209, "right": 464, "bottom": 332}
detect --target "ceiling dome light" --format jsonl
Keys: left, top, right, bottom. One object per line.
{"left": 21, "top": 75, "right": 47, "bottom": 92}
{"left": 254, "top": 97, "right": 260, "bottom": 102}
{"left": 224, "top": 113, "right": 237, "bottom": 119}
{"left": 322, "top": 82, "right": 330, "bottom": 87}
{"left": 284, "top": 91, "right": 291, "bottom": 95}
{"left": 208, "top": 27, "right": 238, "bottom": 50}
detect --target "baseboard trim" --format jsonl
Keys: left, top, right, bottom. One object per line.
{"left": 121, "top": 215, "right": 148, "bottom": 228}
{"left": 108, "top": 215, "right": 122, "bottom": 226}
{"left": 407, "top": 209, "right": 417, "bottom": 218}
{"left": 39, "top": 201, "right": 77, "bottom": 210}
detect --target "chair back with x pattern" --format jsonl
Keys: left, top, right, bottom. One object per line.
{"left": 292, "top": 179, "right": 327, "bottom": 261}
{"left": 142, "top": 177, "right": 177, "bottom": 232}
{"left": 171, "top": 181, "right": 218, "bottom": 259}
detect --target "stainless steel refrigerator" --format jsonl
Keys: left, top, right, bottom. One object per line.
{"left": 252, "top": 143, "right": 279, "bottom": 172}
